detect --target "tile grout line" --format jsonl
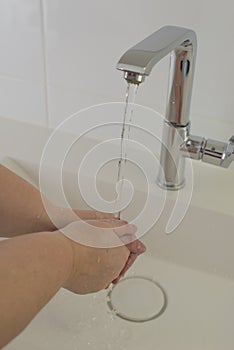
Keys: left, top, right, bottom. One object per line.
{"left": 39, "top": 0, "right": 50, "bottom": 128}
{"left": 0, "top": 73, "right": 42, "bottom": 83}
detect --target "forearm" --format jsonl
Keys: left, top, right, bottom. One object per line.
{"left": 0, "top": 165, "right": 106, "bottom": 237}
{"left": 0, "top": 231, "right": 73, "bottom": 349}
{"left": 0, "top": 165, "right": 58, "bottom": 236}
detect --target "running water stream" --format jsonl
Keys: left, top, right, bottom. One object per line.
{"left": 115, "top": 83, "right": 138, "bottom": 219}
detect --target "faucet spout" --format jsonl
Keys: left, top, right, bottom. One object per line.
{"left": 117, "top": 26, "right": 197, "bottom": 189}
{"left": 117, "top": 26, "right": 196, "bottom": 73}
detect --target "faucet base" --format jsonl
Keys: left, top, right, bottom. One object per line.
{"left": 156, "top": 178, "right": 185, "bottom": 191}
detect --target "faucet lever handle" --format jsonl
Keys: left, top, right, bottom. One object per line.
{"left": 228, "top": 135, "right": 234, "bottom": 145}
{"left": 182, "top": 135, "right": 234, "bottom": 168}
{"left": 222, "top": 135, "right": 234, "bottom": 168}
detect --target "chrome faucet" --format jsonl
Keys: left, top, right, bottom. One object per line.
{"left": 117, "top": 26, "right": 234, "bottom": 190}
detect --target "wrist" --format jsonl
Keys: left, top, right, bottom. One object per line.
{"left": 48, "top": 230, "right": 75, "bottom": 288}
{"left": 40, "top": 203, "right": 79, "bottom": 232}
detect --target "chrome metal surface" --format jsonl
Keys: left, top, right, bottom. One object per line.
{"left": 157, "top": 122, "right": 189, "bottom": 190}
{"left": 202, "top": 139, "right": 227, "bottom": 166}
{"left": 117, "top": 25, "right": 197, "bottom": 189}
{"left": 123, "top": 71, "right": 145, "bottom": 85}
{"left": 182, "top": 135, "right": 234, "bottom": 168}
{"left": 117, "top": 26, "right": 233, "bottom": 191}
{"left": 221, "top": 136, "right": 234, "bottom": 168}
{"left": 180, "top": 135, "right": 207, "bottom": 160}
{"left": 117, "top": 26, "right": 197, "bottom": 126}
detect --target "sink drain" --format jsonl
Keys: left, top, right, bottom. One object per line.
{"left": 107, "top": 276, "right": 167, "bottom": 322}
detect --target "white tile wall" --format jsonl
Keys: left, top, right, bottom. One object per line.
{"left": 46, "top": 85, "right": 111, "bottom": 127}
{"left": 0, "top": 0, "right": 47, "bottom": 125}
{"left": 0, "top": 0, "right": 234, "bottom": 135}
{"left": 42, "top": 0, "right": 234, "bottom": 133}
{"left": 42, "top": 0, "right": 178, "bottom": 127}
{"left": 0, "top": 76, "right": 47, "bottom": 125}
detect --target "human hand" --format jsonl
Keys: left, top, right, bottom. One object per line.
{"left": 111, "top": 238, "right": 146, "bottom": 285}
{"left": 60, "top": 219, "right": 146, "bottom": 294}
{"left": 73, "top": 210, "right": 115, "bottom": 221}
{"left": 42, "top": 201, "right": 117, "bottom": 231}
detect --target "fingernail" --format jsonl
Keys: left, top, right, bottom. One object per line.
{"left": 121, "top": 234, "right": 134, "bottom": 244}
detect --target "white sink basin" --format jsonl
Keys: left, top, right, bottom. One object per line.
{"left": 1, "top": 129, "right": 234, "bottom": 349}
{"left": 4, "top": 254, "right": 234, "bottom": 350}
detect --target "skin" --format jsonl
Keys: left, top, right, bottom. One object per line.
{"left": 0, "top": 164, "right": 116, "bottom": 236}
{"left": 0, "top": 165, "right": 146, "bottom": 348}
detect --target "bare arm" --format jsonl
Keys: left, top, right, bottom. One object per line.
{"left": 0, "top": 165, "right": 56, "bottom": 236}
{"left": 0, "top": 231, "right": 73, "bottom": 349}
{"left": 0, "top": 165, "right": 114, "bottom": 237}
{"left": 0, "top": 220, "right": 145, "bottom": 349}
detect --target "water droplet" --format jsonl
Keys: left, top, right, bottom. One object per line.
{"left": 119, "top": 327, "right": 132, "bottom": 340}
{"left": 110, "top": 311, "right": 117, "bottom": 321}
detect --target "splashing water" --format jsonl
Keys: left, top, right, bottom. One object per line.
{"left": 115, "top": 83, "right": 139, "bottom": 219}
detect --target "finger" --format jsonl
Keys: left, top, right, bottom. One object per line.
{"left": 126, "top": 240, "right": 146, "bottom": 255}
{"left": 94, "top": 211, "right": 115, "bottom": 220}
{"left": 112, "top": 253, "right": 138, "bottom": 284}
{"left": 109, "top": 221, "right": 139, "bottom": 245}
{"left": 83, "top": 219, "right": 128, "bottom": 227}
{"left": 74, "top": 210, "right": 115, "bottom": 221}
{"left": 120, "top": 242, "right": 146, "bottom": 276}
{"left": 120, "top": 253, "right": 138, "bottom": 279}
{"left": 113, "top": 223, "right": 137, "bottom": 236}
{"left": 97, "top": 219, "right": 128, "bottom": 226}
{"left": 111, "top": 242, "right": 146, "bottom": 284}
{"left": 92, "top": 219, "right": 137, "bottom": 242}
